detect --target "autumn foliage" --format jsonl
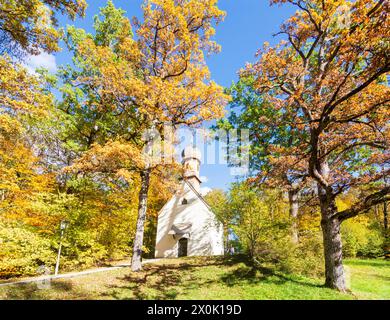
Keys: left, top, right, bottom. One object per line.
{"left": 0, "top": 0, "right": 86, "bottom": 55}
{"left": 242, "top": 0, "right": 389, "bottom": 291}
{"left": 0, "top": 0, "right": 388, "bottom": 294}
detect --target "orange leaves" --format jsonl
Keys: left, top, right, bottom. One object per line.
{"left": 0, "top": 56, "right": 52, "bottom": 116}
{"left": 68, "top": 141, "right": 145, "bottom": 175}
{"left": 71, "top": 1, "right": 230, "bottom": 128}
{"left": 138, "top": 0, "right": 225, "bottom": 56}
{"left": 134, "top": 0, "right": 229, "bottom": 125}
{"left": 118, "top": 37, "right": 142, "bottom": 63}
{"left": 244, "top": 0, "right": 389, "bottom": 191}
{"left": 0, "top": 133, "right": 55, "bottom": 222}
{"left": 64, "top": 0, "right": 229, "bottom": 180}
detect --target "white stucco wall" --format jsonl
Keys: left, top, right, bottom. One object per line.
{"left": 155, "top": 182, "right": 224, "bottom": 258}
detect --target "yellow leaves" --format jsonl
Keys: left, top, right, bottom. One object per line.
{"left": 0, "top": 0, "right": 86, "bottom": 54}
{"left": 68, "top": 140, "right": 147, "bottom": 174}
{"left": 0, "top": 55, "right": 54, "bottom": 213}
{"left": 138, "top": 0, "right": 226, "bottom": 67}
{"left": 70, "top": 0, "right": 229, "bottom": 133}
{"left": 118, "top": 37, "right": 142, "bottom": 62}
{"left": 0, "top": 56, "right": 52, "bottom": 212}
{"left": 78, "top": 38, "right": 116, "bottom": 67}
{"left": 0, "top": 115, "right": 22, "bottom": 136}
{"left": 0, "top": 56, "right": 52, "bottom": 116}
{"left": 0, "top": 134, "right": 54, "bottom": 223}
{"left": 115, "top": 168, "right": 137, "bottom": 183}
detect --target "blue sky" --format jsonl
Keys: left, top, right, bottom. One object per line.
{"left": 44, "top": 0, "right": 295, "bottom": 191}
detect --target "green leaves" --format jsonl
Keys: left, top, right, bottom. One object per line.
{"left": 93, "top": 0, "right": 132, "bottom": 48}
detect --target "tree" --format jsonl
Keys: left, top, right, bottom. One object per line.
{"left": 0, "top": 57, "right": 60, "bottom": 277}
{"left": 0, "top": 0, "right": 86, "bottom": 202}
{"left": 51, "top": 0, "right": 136, "bottom": 166}
{"left": 64, "top": 0, "right": 229, "bottom": 271}
{"left": 0, "top": 0, "right": 86, "bottom": 216}
{"left": 229, "top": 182, "right": 289, "bottom": 261}
{"left": 0, "top": 0, "right": 86, "bottom": 56}
{"left": 0, "top": 55, "right": 54, "bottom": 209}
{"left": 0, "top": 1, "right": 87, "bottom": 276}
{"left": 229, "top": 183, "right": 265, "bottom": 259}
{"left": 223, "top": 77, "right": 308, "bottom": 243}
{"left": 127, "top": 0, "right": 229, "bottom": 270}
{"left": 244, "top": 0, "right": 389, "bottom": 291}
{"left": 205, "top": 189, "right": 232, "bottom": 253}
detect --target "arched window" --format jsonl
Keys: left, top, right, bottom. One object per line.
{"left": 181, "top": 198, "right": 188, "bottom": 205}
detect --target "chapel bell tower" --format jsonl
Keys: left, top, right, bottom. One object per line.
{"left": 182, "top": 146, "right": 202, "bottom": 192}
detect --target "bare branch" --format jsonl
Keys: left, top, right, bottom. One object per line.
{"left": 335, "top": 186, "right": 390, "bottom": 222}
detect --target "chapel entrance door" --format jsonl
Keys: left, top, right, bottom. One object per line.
{"left": 178, "top": 238, "right": 188, "bottom": 257}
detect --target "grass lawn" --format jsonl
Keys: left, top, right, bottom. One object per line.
{"left": 0, "top": 256, "right": 388, "bottom": 300}
{"left": 345, "top": 259, "right": 390, "bottom": 300}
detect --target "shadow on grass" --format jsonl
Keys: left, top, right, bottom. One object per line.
{"left": 2, "top": 284, "right": 39, "bottom": 300}
{"left": 371, "top": 274, "right": 390, "bottom": 282}
{"left": 103, "top": 254, "right": 323, "bottom": 300}
{"left": 2, "top": 255, "right": 327, "bottom": 300}
{"left": 220, "top": 256, "right": 323, "bottom": 290}
{"left": 346, "top": 259, "right": 390, "bottom": 268}
{"left": 2, "top": 280, "right": 75, "bottom": 300}
{"left": 104, "top": 259, "right": 222, "bottom": 300}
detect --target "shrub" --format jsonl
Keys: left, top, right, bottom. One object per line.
{"left": 341, "top": 219, "right": 384, "bottom": 258}
{"left": 251, "top": 230, "right": 325, "bottom": 279}
{"left": 273, "top": 232, "right": 325, "bottom": 278}
{"left": 0, "top": 221, "right": 56, "bottom": 278}
{"left": 358, "top": 229, "right": 384, "bottom": 258}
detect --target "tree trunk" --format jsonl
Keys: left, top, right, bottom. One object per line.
{"left": 384, "top": 202, "right": 390, "bottom": 260}
{"left": 131, "top": 169, "right": 151, "bottom": 272}
{"left": 318, "top": 187, "right": 347, "bottom": 292}
{"left": 249, "top": 240, "right": 255, "bottom": 261}
{"left": 224, "top": 224, "right": 229, "bottom": 255}
{"left": 374, "top": 205, "right": 379, "bottom": 220}
{"left": 288, "top": 189, "right": 299, "bottom": 244}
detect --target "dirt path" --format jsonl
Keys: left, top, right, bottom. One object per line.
{"left": 0, "top": 259, "right": 161, "bottom": 287}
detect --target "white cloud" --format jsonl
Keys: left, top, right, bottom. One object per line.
{"left": 200, "top": 187, "right": 212, "bottom": 196}
{"left": 24, "top": 52, "right": 57, "bottom": 74}
{"left": 200, "top": 176, "right": 208, "bottom": 183}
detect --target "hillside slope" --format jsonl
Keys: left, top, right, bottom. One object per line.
{"left": 0, "top": 256, "right": 388, "bottom": 300}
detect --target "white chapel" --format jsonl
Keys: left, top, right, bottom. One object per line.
{"left": 155, "top": 146, "right": 224, "bottom": 258}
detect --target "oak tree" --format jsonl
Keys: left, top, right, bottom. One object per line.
{"left": 244, "top": 0, "right": 389, "bottom": 291}
{"left": 223, "top": 78, "right": 309, "bottom": 243}
{"left": 65, "top": 0, "right": 229, "bottom": 271}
